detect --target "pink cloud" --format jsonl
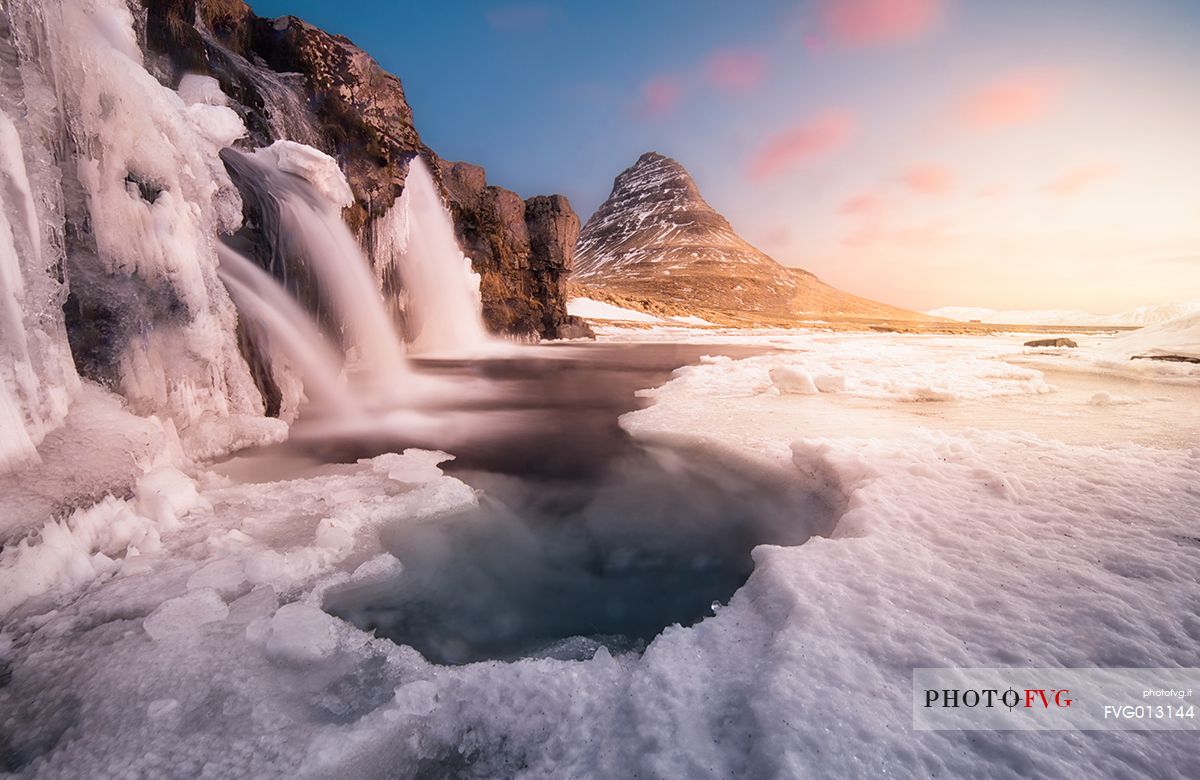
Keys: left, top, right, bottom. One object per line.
{"left": 747, "top": 109, "right": 856, "bottom": 180}
{"left": 840, "top": 191, "right": 886, "bottom": 216}
{"left": 803, "top": 34, "right": 828, "bottom": 54}
{"left": 1041, "top": 164, "right": 1119, "bottom": 196}
{"left": 706, "top": 49, "right": 768, "bottom": 91}
{"left": 900, "top": 163, "right": 954, "bottom": 195}
{"left": 819, "top": 0, "right": 944, "bottom": 47}
{"left": 958, "top": 69, "right": 1070, "bottom": 128}
{"left": 635, "top": 76, "right": 683, "bottom": 118}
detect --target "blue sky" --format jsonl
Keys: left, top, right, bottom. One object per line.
{"left": 245, "top": 0, "right": 1200, "bottom": 312}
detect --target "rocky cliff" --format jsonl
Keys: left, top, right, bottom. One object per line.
{"left": 574, "top": 152, "right": 929, "bottom": 326}
{"left": 139, "top": 0, "right": 589, "bottom": 341}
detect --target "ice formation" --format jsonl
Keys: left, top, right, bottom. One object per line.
{"left": 0, "top": 0, "right": 279, "bottom": 463}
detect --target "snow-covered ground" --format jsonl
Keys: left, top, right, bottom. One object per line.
{"left": 3, "top": 324, "right": 1200, "bottom": 777}
{"left": 568, "top": 296, "right": 717, "bottom": 326}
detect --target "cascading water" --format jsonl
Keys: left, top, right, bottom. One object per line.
{"left": 215, "top": 141, "right": 512, "bottom": 447}
{"left": 376, "top": 157, "right": 493, "bottom": 355}
{"left": 219, "top": 143, "right": 410, "bottom": 386}
{"left": 216, "top": 244, "right": 357, "bottom": 416}
{"left": 214, "top": 141, "right": 452, "bottom": 440}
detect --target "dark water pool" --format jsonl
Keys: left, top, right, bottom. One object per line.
{"left": 308, "top": 343, "right": 837, "bottom": 664}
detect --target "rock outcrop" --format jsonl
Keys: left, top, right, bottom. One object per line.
{"left": 139, "top": 0, "right": 588, "bottom": 341}
{"left": 1024, "top": 338, "right": 1079, "bottom": 348}
{"left": 574, "top": 151, "right": 929, "bottom": 326}
{"left": 438, "top": 161, "right": 589, "bottom": 339}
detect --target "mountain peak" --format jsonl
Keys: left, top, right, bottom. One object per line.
{"left": 573, "top": 154, "right": 930, "bottom": 325}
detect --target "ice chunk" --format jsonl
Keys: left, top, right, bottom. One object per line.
{"left": 142, "top": 588, "right": 228, "bottom": 641}
{"left": 176, "top": 74, "right": 228, "bottom": 106}
{"left": 367, "top": 449, "right": 452, "bottom": 484}
{"left": 264, "top": 603, "right": 339, "bottom": 663}
{"left": 227, "top": 585, "right": 278, "bottom": 624}
{"left": 135, "top": 467, "right": 207, "bottom": 532}
{"left": 249, "top": 141, "right": 354, "bottom": 208}
{"left": 187, "top": 558, "right": 247, "bottom": 597}
{"left": 1088, "top": 391, "right": 1141, "bottom": 406}
{"left": 814, "top": 374, "right": 846, "bottom": 393}
{"left": 770, "top": 366, "right": 819, "bottom": 395}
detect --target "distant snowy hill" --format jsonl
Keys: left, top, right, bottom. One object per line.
{"left": 573, "top": 152, "right": 931, "bottom": 325}
{"left": 928, "top": 301, "right": 1200, "bottom": 326}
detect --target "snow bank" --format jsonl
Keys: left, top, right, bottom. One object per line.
{"left": 1008, "top": 316, "right": 1200, "bottom": 383}
{"left": 568, "top": 299, "right": 716, "bottom": 328}
{"left": 671, "top": 336, "right": 1054, "bottom": 403}
{"left": 1106, "top": 312, "right": 1200, "bottom": 361}
{"left": 568, "top": 297, "right": 665, "bottom": 324}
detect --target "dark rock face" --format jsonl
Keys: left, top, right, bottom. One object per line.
{"left": 1025, "top": 338, "right": 1079, "bottom": 348}
{"left": 138, "top": 0, "right": 588, "bottom": 341}
{"left": 574, "top": 151, "right": 929, "bottom": 326}
{"left": 1130, "top": 354, "right": 1200, "bottom": 364}
{"left": 438, "top": 161, "right": 590, "bottom": 339}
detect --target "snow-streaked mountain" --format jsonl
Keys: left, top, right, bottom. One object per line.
{"left": 928, "top": 301, "right": 1200, "bottom": 327}
{"left": 573, "top": 152, "right": 929, "bottom": 324}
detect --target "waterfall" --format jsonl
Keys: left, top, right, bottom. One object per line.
{"left": 215, "top": 142, "right": 482, "bottom": 441}
{"left": 215, "top": 244, "right": 358, "bottom": 416}
{"left": 219, "top": 144, "right": 409, "bottom": 389}
{"left": 380, "top": 157, "right": 493, "bottom": 355}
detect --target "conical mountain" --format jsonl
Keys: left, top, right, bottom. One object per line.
{"left": 574, "top": 152, "right": 929, "bottom": 324}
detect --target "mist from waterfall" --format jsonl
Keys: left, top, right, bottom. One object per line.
{"left": 380, "top": 157, "right": 493, "bottom": 356}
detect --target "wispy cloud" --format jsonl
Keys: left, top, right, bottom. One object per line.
{"left": 1040, "top": 164, "right": 1119, "bottom": 196}
{"left": 706, "top": 49, "right": 768, "bottom": 92}
{"left": 840, "top": 191, "right": 886, "bottom": 216}
{"left": 818, "top": 0, "right": 945, "bottom": 48}
{"left": 957, "top": 69, "right": 1071, "bottom": 128}
{"left": 900, "top": 163, "right": 954, "bottom": 195}
{"left": 747, "top": 109, "right": 855, "bottom": 180}
{"left": 634, "top": 76, "right": 684, "bottom": 118}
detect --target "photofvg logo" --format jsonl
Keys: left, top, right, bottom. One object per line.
{"left": 913, "top": 668, "right": 1200, "bottom": 731}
